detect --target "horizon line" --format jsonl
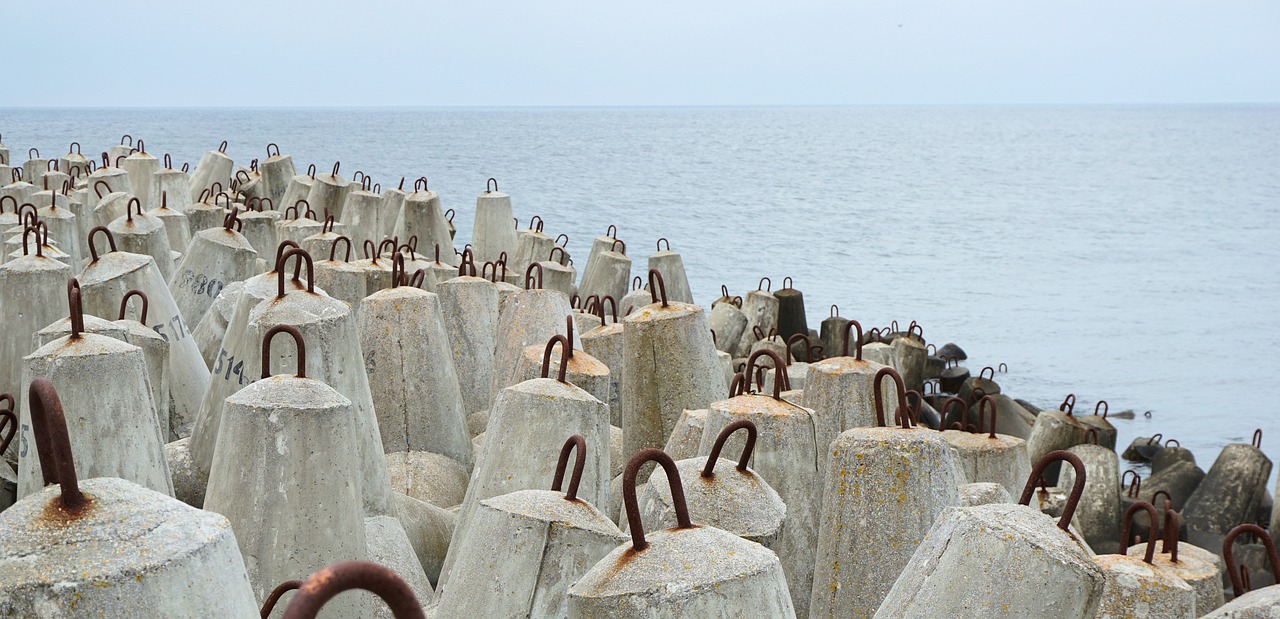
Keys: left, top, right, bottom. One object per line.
{"left": 2, "top": 101, "right": 1278, "bottom": 111}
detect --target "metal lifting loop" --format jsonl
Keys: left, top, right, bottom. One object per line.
{"left": 274, "top": 240, "right": 302, "bottom": 272}
{"left": 1253, "top": 429, "right": 1263, "bottom": 449}
{"left": 276, "top": 248, "right": 315, "bottom": 298}
{"left": 218, "top": 140, "right": 228, "bottom": 153}
{"left": 1019, "top": 450, "right": 1087, "bottom": 530}
{"left": 609, "top": 239, "right": 625, "bottom": 255}
{"left": 266, "top": 143, "right": 280, "bottom": 158}
{"left": 550, "top": 435, "right": 587, "bottom": 502}
{"left": 262, "top": 324, "right": 307, "bottom": 379}
{"left": 1059, "top": 393, "right": 1076, "bottom": 414}
{"left": 647, "top": 269, "right": 669, "bottom": 307}
{"left": 841, "top": 319, "right": 864, "bottom": 359}
{"left": 66, "top": 279, "right": 85, "bottom": 338}
{"left": 1095, "top": 400, "right": 1108, "bottom": 419}
{"left": 28, "top": 378, "right": 86, "bottom": 510}
{"left": 977, "top": 395, "right": 998, "bottom": 438}
{"left": 118, "top": 290, "right": 149, "bottom": 323}
{"left": 326, "top": 236, "right": 351, "bottom": 262}
{"left": 259, "top": 580, "right": 304, "bottom": 618}
{"left": 87, "top": 226, "right": 117, "bottom": 262}
{"left": 525, "top": 262, "right": 544, "bottom": 290}
{"left": 872, "top": 367, "right": 911, "bottom": 429}
{"left": 701, "top": 419, "right": 758, "bottom": 478}
{"left": 1120, "top": 501, "right": 1161, "bottom": 564}
{"left": 656, "top": 237, "right": 670, "bottom": 251}
{"left": 622, "top": 449, "right": 693, "bottom": 553}
{"left": 785, "top": 333, "right": 813, "bottom": 364}
{"left": 758, "top": 277, "right": 771, "bottom": 292}
{"left": 485, "top": 178, "right": 498, "bottom": 193}
{"left": 742, "top": 349, "right": 789, "bottom": 400}
{"left": 597, "top": 295, "right": 618, "bottom": 326}
{"left": 280, "top": 560, "right": 425, "bottom": 619}
{"left": 540, "top": 334, "right": 572, "bottom": 383}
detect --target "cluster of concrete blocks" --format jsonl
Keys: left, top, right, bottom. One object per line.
{"left": 1, "top": 137, "right": 1278, "bottom": 617}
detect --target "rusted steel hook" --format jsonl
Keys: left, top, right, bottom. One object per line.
{"left": 280, "top": 560, "right": 425, "bottom": 619}
{"left": 1019, "top": 450, "right": 1086, "bottom": 531}
{"left": 551, "top": 435, "right": 587, "bottom": 502}
{"left": 1059, "top": 393, "right": 1076, "bottom": 414}
{"left": 758, "top": 277, "right": 771, "bottom": 292}
{"left": 485, "top": 178, "right": 498, "bottom": 193}
{"left": 28, "top": 378, "right": 87, "bottom": 510}
{"left": 0, "top": 406, "right": 16, "bottom": 456}
{"left": 276, "top": 248, "right": 316, "bottom": 298}
{"left": 742, "top": 349, "right": 789, "bottom": 400}
{"left": 1083, "top": 428, "right": 1098, "bottom": 445}
{"left": 1253, "top": 429, "right": 1263, "bottom": 449}
{"left": 259, "top": 580, "right": 303, "bottom": 618}
{"left": 262, "top": 324, "right": 306, "bottom": 379}
{"left": 976, "top": 395, "right": 998, "bottom": 438}
{"left": 525, "top": 262, "right": 543, "bottom": 290}
{"left": 647, "top": 269, "right": 669, "bottom": 307}
{"left": 873, "top": 367, "right": 912, "bottom": 429}
{"left": 118, "top": 290, "right": 149, "bottom": 323}
{"left": 609, "top": 239, "right": 626, "bottom": 255}
{"left": 1224, "top": 523, "right": 1280, "bottom": 597}
{"left": 785, "top": 333, "right": 813, "bottom": 364}
{"left": 841, "top": 319, "right": 864, "bottom": 359}
{"left": 541, "top": 334, "right": 572, "bottom": 383}
{"left": 622, "top": 449, "right": 693, "bottom": 553}
{"left": 86, "top": 226, "right": 117, "bottom": 263}
{"left": 701, "top": 419, "right": 759, "bottom": 480}
{"left": 1120, "top": 501, "right": 1160, "bottom": 563}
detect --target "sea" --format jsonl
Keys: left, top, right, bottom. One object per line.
{"left": 3, "top": 104, "right": 1278, "bottom": 483}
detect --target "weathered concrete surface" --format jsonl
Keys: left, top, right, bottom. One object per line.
{"left": 1125, "top": 540, "right": 1224, "bottom": 616}
{"left": 1092, "top": 553, "right": 1196, "bottom": 619}
{"left": 663, "top": 408, "right": 709, "bottom": 460}
{"left": 622, "top": 301, "right": 728, "bottom": 458}
{"left": 943, "top": 429, "right": 1031, "bottom": 498}
{"left": 874, "top": 504, "right": 1106, "bottom": 619}
{"left": 708, "top": 300, "right": 748, "bottom": 358}
{"left": 567, "top": 525, "right": 796, "bottom": 618}
{"left": 436, "top": 489, "right": 625, "bottom": 618}
{"left": 582, "top": 321, "right": 625, "bottom": 426}
{"left": 472, "top": 188, "right": 517, "bottom": 263}
{"left": 0, "top": 477, "right": 259, "bottom": 618}
{"left": 1058, "top": 443, "right": 1122, "bottom": 555}
{"left": 634, "top": 455, "right": 786, "bottom": 550}
{"left": 891, "top": 334, "right": 927, "bottom": 393}
{"left": 1153, "top": 445, "right": 1196, "bottom": 475}
{"left": 121, "top": 150, "right": 159, "bottom": 210}
{"left": 359, "top": 286, "right": 472, "bottom": 467}
{"left": 699, "top": 394, "right": 820, "bottom": 618}
{"left": 1077, "top": 413, "right": 1118, "bottom": 451}
{"left": 513, "top": 342, "right": 611, "bottom": 416}
{"left": 1184, "top": 443, "right": 1272, "bottom": 553}
{"left": 510, "top": 227, "right": 555, "bottom": 279}
{"left": 490, "top": 288, "right": 576, "bottom": 402}
{"left": 259, "top": 150, "right": 296, "bottom": 206}
{"left": 386, "top": 450, "right": 470, "bottom": 510}
{"left": 304, "top": 166, "right": 351, "bottom": 221}
{"left": 154, "top": 166, "right": 193, "bottom": 215}
{"left": 365, "top": 514, "right": 434, "bottom": 617}
{"left": 1024, "top": 410, "right": 1087, "bottom": 485}
{"left": 236, "top": 209, "right": 281, "bottom": 259}
{"left": 149, "top": 200, "right": 193, "bottom": 264}
{"left": 578, "top": 246, "right": 630, "bottom": 306}
{"left": 647, "top": 248, "right": 693, "bottom": 304}
{"left": 959, "top": 481, "right": 1012, "bottom": 506}
{"left": 339, "top": 184, "right": 386, "bottom": 246}
{"left": 735, "top": 288, "right": 779, "bottom": 357}
{"left": 165, "top": 436, "right": 205, "bottom": 508}
{"left": 192, "top": 281, "right": 241, "bottom": 366}
{"left": 189, "top": 146, "right": 233, "bottom": 201}
{"left": 19, "top": 334, "right": 171, "bottom": 497}
{"left": 397, "top": 189, "right": 457, "bottom": 266}
{"left": 810, "top": 426, "right": 960, "bottom": 618}
{"left": 394, "top": 491, "right": 456, "bottom": 586}
{"left": 203, "top": 375, "right": 370, "bottom": 618}
{"left": 803, "top": 355, "right": 891, "bottom": 481}
{"left": 1200, "top": 584, "right": 1280, "bottom": 617}
{"left": 115, "top": 317, "right": 173, "bottom": 440}
{"left": 0, "top": 253, "right": 71, "bottom": 424}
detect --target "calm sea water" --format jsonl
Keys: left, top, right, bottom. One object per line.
{"left": 4, "top": 105, "right": 1279, "bottom": 479}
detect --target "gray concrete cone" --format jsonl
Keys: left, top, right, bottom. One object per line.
{"left": 1152, "top": 441, "right": 1196, "bottom": 475}
{"left": 1058, "top": 437, "right": 1122, "bottom": 554}
{"left": 3, "top": 229, "right": 69, "bottom": 266}
{"left": 663, "top": 408, "right": 709, "bottom": 461}
{"left": 154, "top": 155, "right": 193, "bottom": 214}
{"left": 359, "top": 262, "right": 472, "bottom": 468}
{"left": 818, "top": 306, "right": 848, "bottom": 363}
{"left": 647, "top": 237, "right": 694, "bottom": 304}
{"left": 90, "top": 182, "right": 134, "bottom": 230}
{"left": 471, "top": 178, "right": 517, "bottom": 263}
{"left": 617, "top": 285, "right": 652, "bottom": 318}
{"left": 489, "top": 276, "right": 576, "bottom": 404}
{"left": 810, "top": 367, "right": 961, "bottom": 618}
{"left": 512, "top": 319, "right": 611, "bottom": 418}
{"left": 568, "top": 449, "right": 797, "bottom": 618}
{"left": 1136, "top": 459, "right": 1205, "bottom": 513}
{"left": 1202, "top": 586, "right": 1280, "bottom": 617}
{"left": 1077, "top": 399, "right": 1118, "bottom": 451}
{"left": 57, "top": 143, "right": 90, "bottom": 180}
{"left": 941, "top": 396, "right": 1032, "bottom": 499}
{"left": 1, "top": 379, "right": 257, "bottom": 617}
{"left": 957, "top": 367, "right": 1001, "bottom": 404}
{"left": 387, "top": 450, "right": 470, "bottom": 510}
{"left": 1024, "top": 395, "right": 1088, "bottom": 485}
{"left": 314, "top": 235, "right": 375, "bottom": 311}
{"left": 2, "top": 181, "right": 37, "bottom": 219}
{"left": 186, "top": 187, "right": 232, "bottom": 233}
{"left": 304, "top": 161, "right": 351, "bottom": 222}
{"left": 773, "top": 276, "right": 807, "bottom": 342}
{"left": 577, "top": 226, "right": 621, "bottom": 300}
{"left": 191, "top": 281, "right": 241, "bottom": 366}
{"left": 734, "top": 281, "right": 780, "bottom": 356}
{"left": 1184, "top": 439, "right": 1272, "bottom": 555}
{"left": 202, "top": 325, "right": 372, "bottom": 618}
{"left": 188, "top": 141, "right": 233, "bottom": 202}
{"left": 708, "top": 293, "right": 748, "bottom": 357}
{"left": 113, "top": 290, "right": 173, "bottom": 440}
{"left": 171, "top": 214, "right": 258, "bottom": 326}
{"left": 0, "top": 243, "right": 71, "bottom": 419}
{"left": 874, "top": 451, "right": 1107, "bottom": 619}
{"left": 17, "top": 280, "right": 171, "bottom": 497}
{"left": 31, "top": 193, "right": 82, "bottom": 267}
{"left": 120, "top": 145, "right": 159, "bottom": 210}
{"left": 435, "top": 435, "right": 626, "bottom": 618}
{"left": 635, "top": 420, "right": 786, "bottom": 552}
{"left": 108, "top": 197, "right": 174, "bottom": 281}
{"left": 395, "top": 179, "right": 456, "bottom": 267}
{"left": 19, "top": 151, "right": 48, "bottom": 191}
{"left": 339, "top": 176, "right": 385, "bottom": 246}
{"left": 279, "top": 164, "right": 317, "bottom": 216}
{"left": 378, "top": 180, "right": 409, "bottom": 243}
{"left": 436, "top": 268, "right": 499, "bottom": 421}
{"left": 394, "top": 491, "right": 457, "bottom": 586}
{"left": 535, "top": 250, "right": 575, "bottom": 296}
{"left": 1122, "top": 434, "right": 1167, "bottom": 461}
{"left": 697, "top": 351, "right": 819, "bottom": 617}
{"left": 236, "top": 198, "right": 282, "bottom": 261}
{"left": 1093, "top": 501, "right": 1196, "bottom": 618}
{"left": 890, "top": 323, "right": 927, "bottom": 393}
{"left": 347, "top": 240, "right": 396, "bottom": 299}
{"left": 258, "top": 144, "right": 295, "bottom": 206}
{"left": 578, "top": 239, "right": 630, "bottom": 305}
{"left": 581, "top": 307, "right": 624, "bottom": 427}
{"left": 149, "top": 192, "right": 192, "bottom": 262}
{"left": 803, "top": 320, "right": 891, "bottom": 480}
{"left": 77, "top": 228, "right": 208, "bottom": 438}
{"left": 509, "top": 216, "right": 554, "bottom": 277}
{"left": 1125, "top": 506, "right": 1224, "bottom": 615}
{"left": 622, "top": 270, "right": 727, "bottom": 462}
{"left": 364, "top": 514, "right": 435, "bottom": 615}
{"left": 438, "top": 344, "right": 610, "bottom": 596}
{"left": 959, "top": 481, "right": 1012, "bottom": 506}
{"left": 276, "top": 200, "right": 325, "bottom": 246}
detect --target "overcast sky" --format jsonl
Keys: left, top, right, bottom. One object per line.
{"left": 4, "top": 0, "right": 1277, "bottom": 107}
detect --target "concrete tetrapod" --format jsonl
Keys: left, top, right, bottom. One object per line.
{"left": 359, "top": 255, "right": 472, "bottom": 468}
{"left": 874, "top": 451, "right": 1106, "bottom": 619}
{"left": 568, "top": 449, "right": 797, "bottom": 618}
{"left": 508, "top": 215, "right": 554, "bottom": 278}
{"left": 395, "top": 179, "right": 456, "bottom": 267}
{"left": 17, "top": 280, "right": 171, "bottom": 497}
{"left": 280, "top": 164, "right": 317, "bottom": 218}
{"left": 708, "top": 292, "right": 748, "bottom": 358}
{"left": 185, "top": 187, "right": 232, "bottom": 233}
{"left": 32, "top": 193, "right": 82, "bottom": 267}
{"left": 340, "top": 176, "right": 386, "bottom": 246}
{"left": 259, "top": 143, "right": 296, "bottom": 206}
{"left": 305, "top": 162, "right": 352, "bottom": 222}
{"left": 697, "top": 351, "right": 820, "bottom": 617}
{"left": 0, "top": 231, "right": 71, "bottom": 419}
{"left": 663, "top": 408, "right": 709, "bottom": 460}
{"left": 1203, "top": 524, "right": 1280, "bottom": 617}
{"left": 803, "top": 320, "right": 892, "bottom": 482}
{"left": 1077, "top": 399, "right": 1118, "bottom": 451}
{"left": 1124, "top": 504, "right": 1225, "bottom": 615}
{"left": 1092, "top": 501, "right": 1196, "bottom": 618}
{"left": 1183, "top": 437, "right": 1272, "bottom": 555}
{"left": 435, "top": 259, "right": 499, "bottom": 420}
{"left": 237, "top": 197, "right": 282, "bottom": 260}
{"left": 188, "top": 140, "right": 233, "bottom": 201}
{"left": 810, "top": 366, "right": 961, "bottom": 619}
{"left": 77, "top": 227, "right": 208, "bottom": 437}
{"left": 120, "top": 144, "right": 159, "bottom": 210}
{"left": 577, "top": 226, "right": 620, "bottom": 300}
{"left": 148, "top": 191, "right": 192, "bottom": 264}
{"left": 108, "top": 196, "right": 174, "bottom": 284}
{"left": 300, "top": 214, "right": 347, "bottom": 263}
{"left": 1055, "top": 429, "right": 1122, "bottom": 554}
{"left": 514, "top": 317, "right": 611, "bottom": 415}
{"left": 734, "top": 278, "right": 780, "bottom": 357}
{"left": 622, "top": 270, "right": 728, "bottom": 459}
{"left": 634, "top": 419, "right": 786, "bottom": 550}
{"left": 1024, "top": 392, "right": 1088, "bottom": 485}
{"left": 646, "top": 237, "right": 693, "bottom": 304}
{"left": 191, "top": 280, "right": 241, "bottom": 365}
{"left": 276, "top": 200, "right": 326, "bottom": 247}
{"left": 578, "top": 239, "right": 630, "bottom": 305}
{"left": 153, "top": 155, "right": 193, "bottom": 215}
{"left": 203, "top": 325, "right": 376, "bottom": 618}
{"left": 889, "top": 322, "right": 927, "bottom": 393}
{"left": 435, "top": 435, "right": 626, "bottom": 618}
{"left": 0, "top": 380, "right": 258, "bottom": 618}
{"left": 536, "top": 247, "right": 576, "bottom": 296}
{"left": 471, "top": 178, "right": 517, "bottom": 263}
{"left": 314, "top": 236, "right": 378, "bottom": 312}
{"left": 436, "top": 335, "right": 611, "bottom": 595}
{"left": 818, "top": 306, "right": 848, "bottom": 364}
{"left": 763, "top": 332, "right": 819, "bottom": 394}
{"left": 580, "top": 296, "right": 624, "bottom": 426}
{"left": 772, "top": 276, "right": 807, "bottom": 342}
{"left": 940, "top": 395, "right": 1032, "bottom": 499}
{"left": 114, "top": 290, "right": 172, "bottom": 440}
{"left": 489, "top": 263, "right": 577, "bottom": 403}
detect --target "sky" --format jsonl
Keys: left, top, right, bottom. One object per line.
{"left": 3, "top": 0, "right": 1277, "bottom": 107}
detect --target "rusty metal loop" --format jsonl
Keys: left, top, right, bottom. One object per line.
{"left": 654, "top": 237, "right": 671, "bottom": 252}
{"left": 941, "top": 397, "right": 967, "bottom": 431}
{"left": 329, "top": 161, "right": 339, "bottom": 177}
{"left": 412, "top": 177, "right": 428, "bottom": 192}
{"left": 742, "top": 349, "right": 789, "bottom": 400}
{"left": 29, "top": 148, "right": 39, "bottom": 158}
{"left": 120, "top": 135, "right": 133, "bottom": 147}
{"left": 223, "top": 207, "right": 243, "bottom": 232}
{"left": 596, "top": 295, "right": 619, "bottom": 326}
{"left": 271, "top": 241, "right": 302, "bottom": 272}
{"left": 265, "top": 143, "right": 281, "bottom": 158}
{"left": 307, "top": 163, "right": 316, "bottom": 179}
{"left": 1162, "top": 506, "right": 1179, "bottom": 563}
{"left": 977, "top": 366, "right": 994, "bottom": 382}
{"left": 524, "top": 262, "right": 544, "bottom": 290}
{"left": 0, "top": 408, "right": 16, "bottom": 456}
{"left": 548, "top": 245, "right": 568, "bottom": 265}
{"left": 280, "top": 560, "right": 425, "bottom": 619}
{"left": 93, "top": 180, "right": 111, "bottom": 199}
{"left": 728, "top": 372, "right": 746, "bottom": 397}
{"left": 260, "top": 579, "right": 303, "bottom": 618}
{"left": 446, "top": 208, "right": 456, "bottom": 223}
{"left": 1059, "top": 393, "right": 1076, "bottom": 413}
{"left": 87, "top": 226, "right": 117, "bottom": 262}
{"left": 323, "top": 214, "right": 335, "bottom": 233}
{"left": 378, "top": 237, "right": 397, "bottom": 259}
{"left": 1253, "top": 429, "right": 1263, "bottom": 449}
{"left": 485, "top": 178, "right": 498, "bottom": 193}
{"left": 551, "top": 435, "right": 587, "bottom": 501}
{"left": 1120, "top": 501, "right": 1160, "bottom": 564}
{"left": 361, "top": 175, "right": 372, "bottom": 192}
{"left": 163, "top": 153, "right": 173, "bottom": 169}
{"left": 47, "top": 159, "right": 58, "bottom": 171}
{"left": 28, "top": 378, "right": 86, "bottom": 510}
{"left": 541, "top": 334, "right": 571, "bottom": 383}
{"left": 1126, "top": 474, "right": 1141, "bottom": 498}
{"left": 22, "top": 223, "right": 43, "bottom": 257}
{"left": 998, "top": 362, "right": 1008, "bottom": 373}
{"left": 391, "top": 253, "right": 406, "bottom": 288}
{"left": 623, "top": 449, "right": 693, "bottom": 553}
{"left": 277, "top": 248, "right": 315, "bottom": 297}
{"left": 1225, "top": 523, "right": 1280, "bottom": 597}
{"left": 457, "top": 248, "right": 477, "bottom": 277}
{"left": 647, "top": 269, "right": 669, "bottom": 307}
{"left": 907, "top": 323, "right": 923, "bottom": 339}
{"left": 1083, "top": 428, "right": 1098, "bottom": 445}
{"left": 1151, "top": 490, "right": 1172, "bottom": 512}
{"left": 115, "top": 155, "right": 128, "bottom": 167}
{"left": 785, "top": 333, "right": 813, "bottom": 364}
{"left": 702, "top": 419, "right": 757, "bottom": 478}
{"left": 757, "top": 277, "right": 771, "bottom": 292}
{"left": 362, "top": 239, "right": 380, "bottom": 263}
{"left": 527, "top": 215, "right": 544, "bottom": 232}
{"left": 1147, "top": 433, "right": 1162, "bottom": 446}
{"left": 976, "top": 395, "right": 998, "bottom": 438}
{"left": 753, "top": 325, "right": 766, "bottom": 341}
{"left": 1018, "top": 450, "right": 1086, "bottom": 531}
{"left": 217, "top": 140, "right": 228, "bottom": 153}
{"left": 118, "top": 290, "right": 149, "bottom": 323}
{"left": 605, "top": 224, "right": 617, "bottom": 239}
{"left": 1166, "top": 439, "right": 1179, "bottom": 448}
{"left": 182, "top": 162, "right": 189, "bottom": 173}
{"left": 841, "top": 319, "right": 864, "bottom": 359}
{"left": 1122, "top": 470, "right": 1139, "bottom": 488}
{"left": 1094, "top": 400, "right": 1108, "bottom": 419}
{"left": 328, "top": 236, "right": 353, "bottom": 263}
{"left": 126, "top": 196, "right": 144, "bottom": 221}
{"left": 262, "top": 324, "right": 306, "bottom": 379}
{"left": 66, "top": 279, "right": 85, "bottom": 338}
{"left": 0, "top": 195, "right": 14, "bottom": 213}
{"left": 609, "top": 239, "right": 625, "bottom": 255}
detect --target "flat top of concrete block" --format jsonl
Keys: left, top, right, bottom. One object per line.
{"left": 195, "top": 227, "right": 257, "bottom": 250}
{"left": 810, "top": 356, "right": 888, "bottom": 374}
{"left": 250, "top": 289, "right": 350, "bottom": 323}
{"left": 241, "top": 270, "right": 314, "bottom": 298}
{"left": 77, "top": 252, "right": 153, "bottom": 286}
{"left": 364, "top": 286, "right": 433, "bottom": 303}
{"left": 713, "top": 394, "right": 811, "bottom": 419}
{"left": 1094, "top": 554, "right": 1195, "bottom": 593}
{"left": 226, "top": 376, "right": 351, "bottom": 410}
{"left": 623, "top": 301, "right": 702, "bottom": 324}
{"left": 0, "top": 254, "right": 70, "bottom": 272}
{"left": 0, "top": 477, "right": 235, "bottom": 585}
{"left": 1125, "top": 540, "right": 1223, "bottom": 571}
{"left": 521, "top": 344, "right": 610, "bottom": 378}
{"left": 582, "top": 323, "right": 623, "bottom": 339}
{"left": 507, "top": 377, "right": 602, "bottom": 404}
{"left": 482, "top": 489, "right": 624, "bottom": 537}
{"left": 943, "top": 430, "right": 1027, "bottom": 450}
{"left": 116, "top": 319, "right": 166, "bottom": 343}
{"left": 958, "top": 503, "right": 1097, "bottom": 566}
{"left": 37, "top": 314, "right": 120, "bottom": 336}
{"left": 569, "top": 525, "right": 780, "bottom": 599}
{"left": 648, "top": 458, "right": 786, "bottom": 537}
{"left": 317, "top": 259, "right": 373, "bottom": 273}
{"left": 27, "top": 331, "right": 140, "bottom": 360}
{"left": 832, "top": 425, "right": 952, "bottom": 451}
{"left": 436, "top": 275, "right": 495, "bottom": 290}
